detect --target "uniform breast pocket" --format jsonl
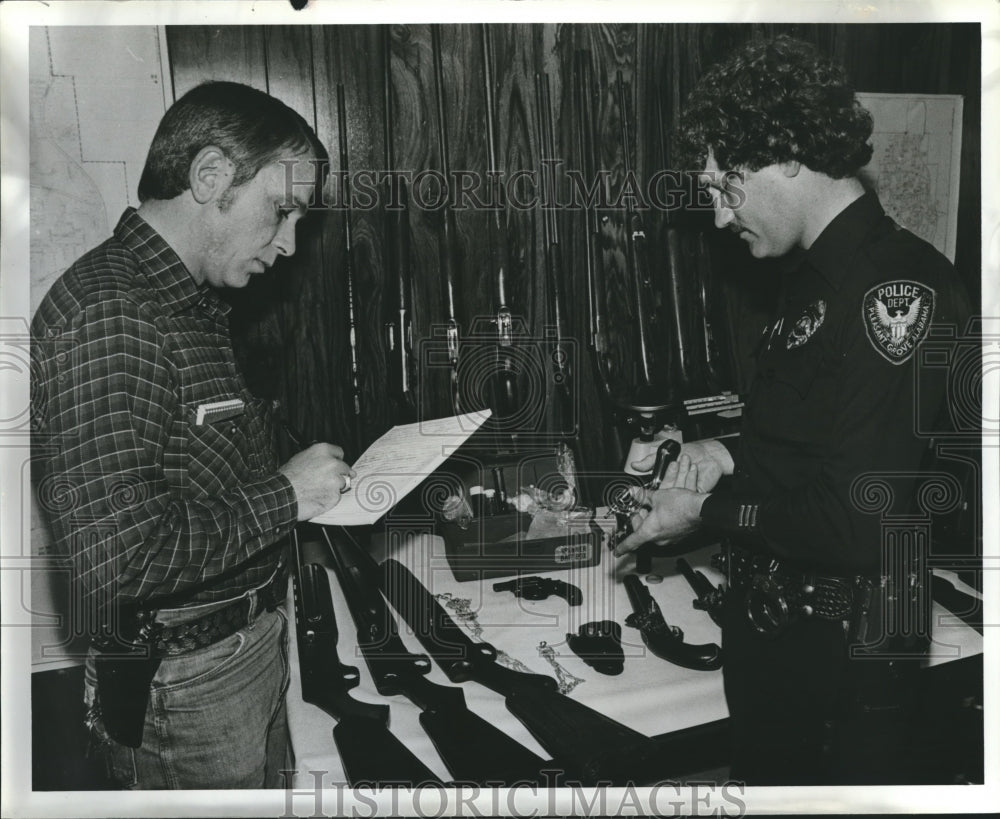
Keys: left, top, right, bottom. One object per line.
{"left": 753, "top": 345, "right": 833, "bottom": 450}
{"left": 767, "top": 347, "right": 821, "bottom": 400}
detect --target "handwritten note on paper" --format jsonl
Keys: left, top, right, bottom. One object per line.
{"left": 310, "top": 409, "right": 492, "bottom": 526}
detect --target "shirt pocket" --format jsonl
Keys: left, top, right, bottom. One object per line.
{"left": 179, "top": 396, "right": 271, "bottom": 494}
{"left": 764, "top": 345, "right": 821, "bottom": 400}
{"left": 751, "top": 343, "right": 831, "bottom": 452}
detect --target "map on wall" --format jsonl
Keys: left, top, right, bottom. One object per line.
{"left": 855, "top": 92, "right": 963, "bottom": 262}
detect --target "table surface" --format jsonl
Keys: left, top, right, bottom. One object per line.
{"left": 284, "top": 514, "right": 983, "bottom": 787}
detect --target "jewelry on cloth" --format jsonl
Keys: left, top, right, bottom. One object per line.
{"left": 435, "top": 592, "right": 536, "bottom": 673}
{"left": 537, "top": 640, "right": 585, "bottom": 695}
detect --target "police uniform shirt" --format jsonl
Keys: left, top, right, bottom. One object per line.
{"left": 700, "top": 191, "right": 970, "bottom": 576}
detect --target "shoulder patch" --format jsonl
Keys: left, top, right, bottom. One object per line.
{"left": 862, "top": 279, "right": 935, "bottom": 365}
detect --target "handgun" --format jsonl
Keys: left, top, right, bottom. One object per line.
{"left": 676, "top": 557, "right": 726, "bottom": 625}
{"left": 492, "top": 576, "right": 583, "bottom": 606}
{"left": 623, "top": 574, "right": 722, "bottom": 671}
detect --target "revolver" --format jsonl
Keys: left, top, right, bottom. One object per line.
{"left": 492, "top": 576, "right": 583, "bottom": 606}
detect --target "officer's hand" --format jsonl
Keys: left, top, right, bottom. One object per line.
{"left": 629, "top": 439, "right": 732, "bottom": 493}
{"left": 279, "top": 443, "right": 356, "bottom": 521}
{"left": 614, "top": 455, "right": 706, "bottom": 556}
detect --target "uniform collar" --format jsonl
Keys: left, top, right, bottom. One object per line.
{"left": 801, "top": 190, "right": 885, "bottom": 289}
{"left": 113, "top": 207, "right": 229, "bottom": 316}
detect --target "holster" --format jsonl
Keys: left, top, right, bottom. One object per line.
{"left": 93, "top": 649, "right": 162, "bottom": 748}
{"left": 92, "top": 606, "right": 163, "bottom": 748}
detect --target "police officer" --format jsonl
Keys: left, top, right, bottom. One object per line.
{"left": 615, "top": 36, "right": 971, "bottom": 784}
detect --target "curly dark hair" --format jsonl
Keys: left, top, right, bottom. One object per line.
{"left": 675, "top": 36, "right": 874, "bottom": 178}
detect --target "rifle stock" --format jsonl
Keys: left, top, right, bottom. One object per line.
{"left": 320, "top": 526, "right": 550, "bottom": 784}
{"left": 291, "top": 531, "right": 439, "bottom": 785}
{"left": 382, "top": 558, "right": 663, "bottom": 784}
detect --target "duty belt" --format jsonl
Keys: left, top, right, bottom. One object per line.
{"left": 716, "top": 546, "right": 876, "bottom": 638}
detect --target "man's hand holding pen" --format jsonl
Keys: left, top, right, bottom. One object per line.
{"left": 280, "top": 443, "right": 356, "bottom": 521}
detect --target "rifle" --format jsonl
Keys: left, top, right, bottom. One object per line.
{"left": 534, "top": 71, "right": 571, "bottom": 398}
{"left": 431, "top": 26, "right": 462, "bottom": 415}
{"left": 616, "top": 71, "right": 656, "bottom": 390}
{"left": 382, "top": 558, "right": 662, "bottom": 784}
{"left": 382, "top": 26, "right": 418, "bottom": 422}
{"left": 290, "top": 527, "right": 439, "bottom": 785}
{"left": 336, "top": 84, "right": 365, "bottom": 449}
{"left": 623, "top": 573, "right": 723, "bottom": 671}
{"left": 574, "top": 49, "right": 614, "bottom": 400}
{"left": 319, "top": 525, "right": 550, "bottom": 784}
{"left": 480, "top": 24, "right": 519, "bottom": 427}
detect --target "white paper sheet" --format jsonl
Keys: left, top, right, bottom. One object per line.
{"left": 310, "top": 409, "right": 492, "bottom": 525}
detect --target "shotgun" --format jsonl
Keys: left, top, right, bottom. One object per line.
{"left": 382, "top": 558, "right": 662, "bottom": 784}
{"left": 291, "top": 528, "right": 439, "bottom": 785}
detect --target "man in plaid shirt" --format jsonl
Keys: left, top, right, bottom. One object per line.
{"left": 32, "top": 81, "right": 353, "bottom": 789}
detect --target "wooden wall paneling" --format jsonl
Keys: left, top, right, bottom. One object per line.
{"left": 264, "top": 26, "right": 327, "bottom": 447}
{"left": 166, "top": 26, "right": 267, "bottom": 100}
{"left": 264, "top": 26, "right": 317, "bottom": 131}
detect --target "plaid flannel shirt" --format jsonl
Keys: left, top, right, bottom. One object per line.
{"left": 31, "top": 208, "right": 298, "bottom": 615}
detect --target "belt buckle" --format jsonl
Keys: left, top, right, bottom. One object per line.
{"left": 746, "top": 574, "right": 792, "bottom": 637}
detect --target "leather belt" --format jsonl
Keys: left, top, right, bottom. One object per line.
{"left": 93, "top": 571, "right": 287, "bottom": 658}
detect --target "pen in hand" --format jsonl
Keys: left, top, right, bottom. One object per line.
{"left": 281, "top": 419, "right": 355, "bottom": 496}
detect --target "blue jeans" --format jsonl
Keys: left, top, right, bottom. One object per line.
{"left": 85, "top": 601, "right": 291, "bottom": 789}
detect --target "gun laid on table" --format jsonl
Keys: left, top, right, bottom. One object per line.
{"left": 291, "top": 529, "right": 439, "bottom": 786}
{"left": 320, "top": 526, "right": 550, "bottom": 785}
{"left": 382, "top": 558, "right": 661, "bottom": 784}
{"left": 676, "top": 557, "right": 725, "bottom": 626}
{"left": 623, "top": 574, "right": 722, "bottom": 671}
{"left": 493, "top": 576, "right": 583, "bottom": 607}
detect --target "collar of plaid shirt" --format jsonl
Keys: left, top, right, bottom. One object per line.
{"left": 32, "top": 208, "right": 297, "bottom": 616}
